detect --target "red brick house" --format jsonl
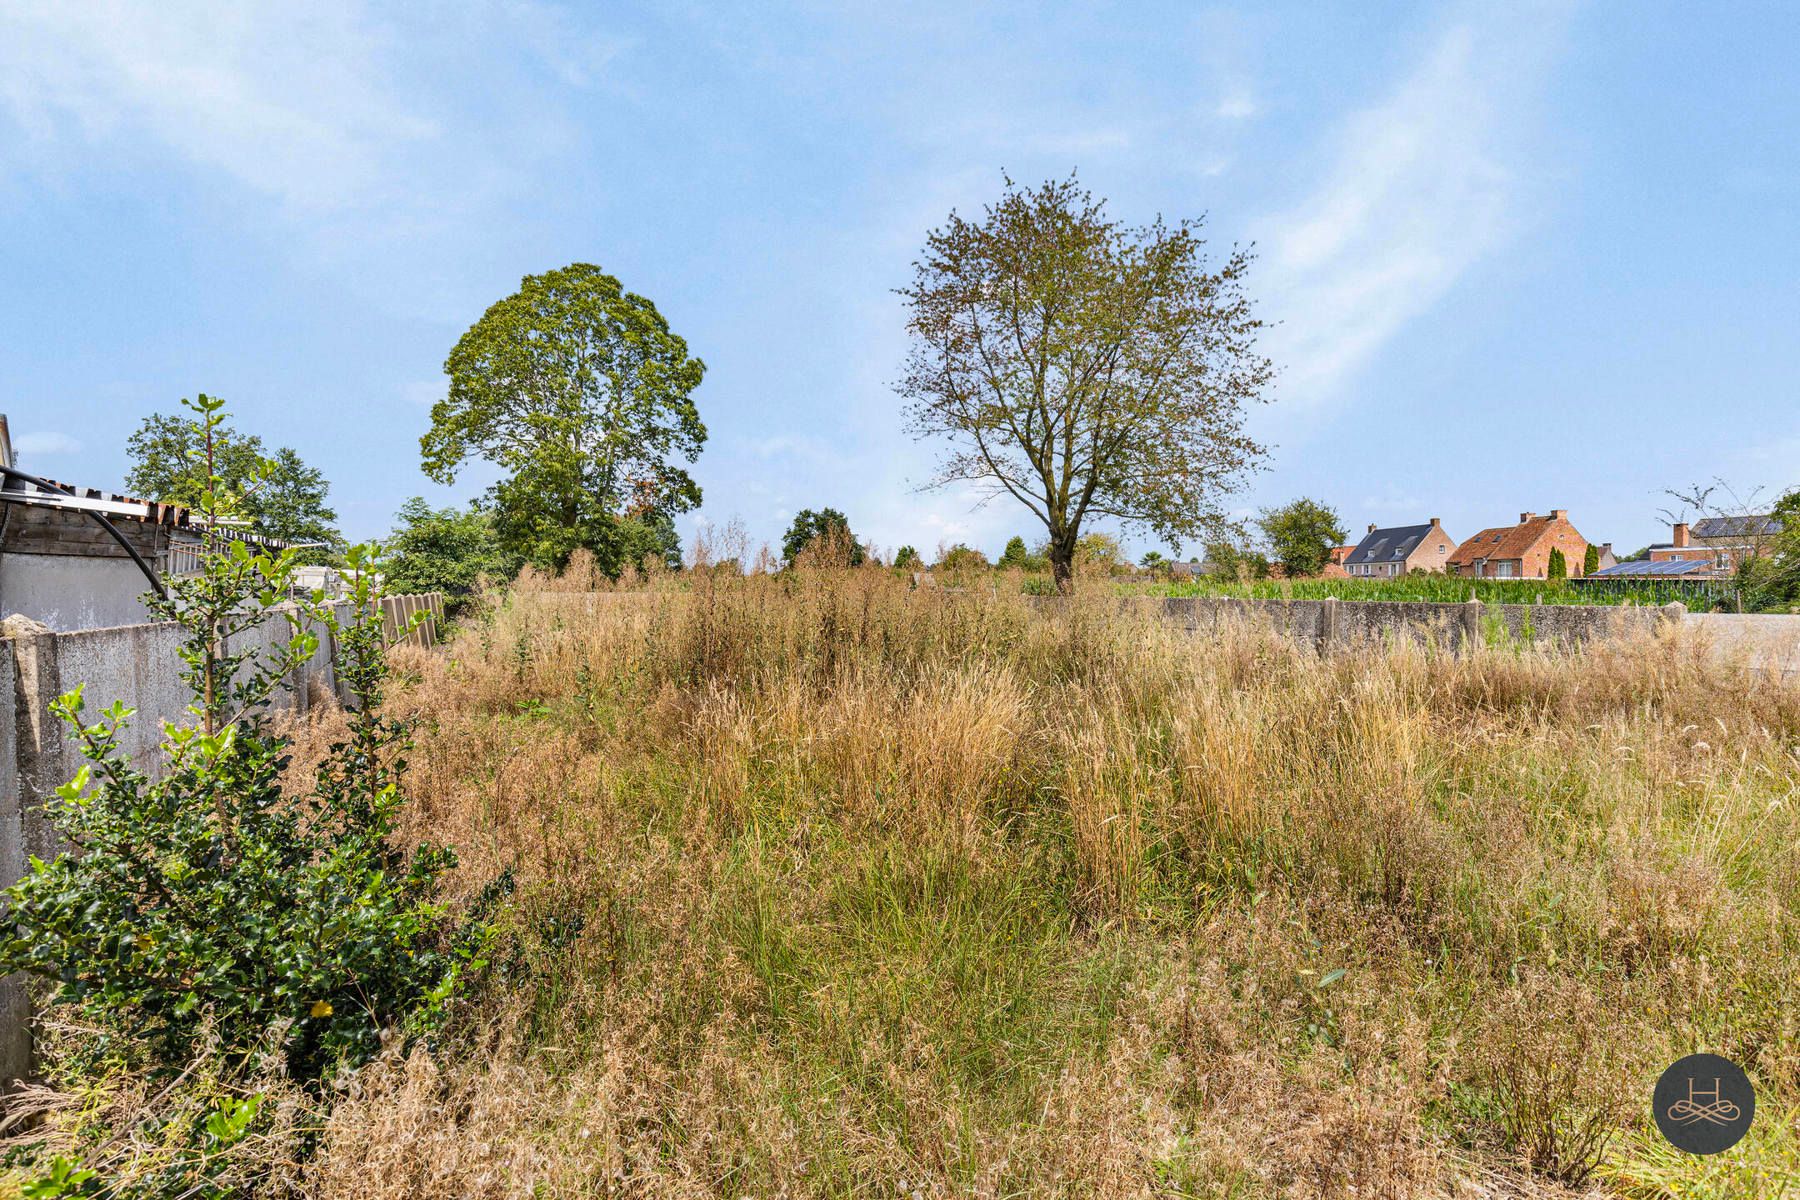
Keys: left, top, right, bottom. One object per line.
{"left": 1446, "top": 510, "right": 1590, "bottom": 580}
{"left": 1648, "top": 516, "right": 1782, "bottom": 576}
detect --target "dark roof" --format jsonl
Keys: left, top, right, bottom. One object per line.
{"left": 1691, "top": 514, "right": 1781, "bottom": 539}
{"left": 1344, "top": 524, "right": 1433, "bottom": 567}
{"left": 1587, "top": 559, "right": 1714, "bottom": 578}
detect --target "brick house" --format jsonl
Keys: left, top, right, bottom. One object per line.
{"left": 1446, "top": 510, "right": 1590, "bottom": 580}
{"left": 1342, "top": 518, "right": 1457, "bottom": 578}
{"left": 1648, "top": 516, "right": 1782, "bottom": 576}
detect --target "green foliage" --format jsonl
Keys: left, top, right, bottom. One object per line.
{"left": 996, "top": 535, "right": 1047, "bottom": 572}
{"left": 1256, "top": 498, "right": 1347, "bottom": 578}
{"left": 937, "top": 543, "right": 989, "bottom": 571}
{"left": 893, "top": 545, "right": 921, "bottom": 570}
{"left": 1737, "top": 487, "right": 1800, "bottom": 611}
{"left": 1203, "top": 538, "right": 1270, "bottom": 581}
{"left": 1583, "top": 543, "right": 1600, "bottom": 575}
{"left": 124, "top": 408, "right": 341, "bottom": 560}
{"left": 899, "top": 174, "right": 1273, "bottom": 587}
{"left": 422, "top": 263, "right": 707, "bottom": 574}
{"left": 1152, "top": 574, "right": 1712, "bottom": 606}
{"left": 383, "top": 498, "right": 518, "bottom": 614}
{"left": 1547, "top": 547, "right": 1567, "bottom": 581}
{"left": 615, "top": 510, "right": 683, "bottom": 573}
{"left": 2, "top": 396, "right": 474, "bottom": 1084}
{"left": 1074, "top": 531, "right": 1126, "bottom": 574}
{"left": 782, "top": 507, "right": 865, "bottom": 566}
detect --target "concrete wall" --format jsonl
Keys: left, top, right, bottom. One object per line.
{"left": 1685, "top": 612, "right": 1800, "bottom": 678}
{"left": 0, "top": 591, "right": 443, "bottom": 1086}
{"left": 0, "top": 553, "right": 159, "bottom": 633}
{"left": 1153, "top": 594, "right": 1672, "bottom": 653}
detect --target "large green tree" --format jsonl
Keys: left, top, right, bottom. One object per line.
{"left": 782, "top": 507, "right": 865, "bottom": 566}
{"left": 899, "top": 175, "right": 1273, "bottom": 589}
{"left": 125, "top": 411, "right": 341, "bottom": 558}
{"left": 422, "top": 263, "right": 707, "bottom": 575}
{"left": 1256, "top": 498, "right": 1346, "bottom": 578}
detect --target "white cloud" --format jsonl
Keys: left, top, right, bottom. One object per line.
{"left": 0, "top": 1, "right": 621, "bottom": 320}
{"left": 1255, "top": 5, "right": 1569, "bottom": 408}
{"left": 13, "top": 430, "right": 82, "bottom": 455}
{"left": 0, "top": 2, "right": 434, "bottom": 212}
{"left": 1215, "top": 92, "right": 1257, "bottom": 120}
{"left": 402, "top": 380, "right": 445, "bottom": 409}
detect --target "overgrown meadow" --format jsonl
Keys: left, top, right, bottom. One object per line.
{"left": 23, "top": 559, "right": 1800, "bottom": 1198}
{"left": 307, "top": 558, "right": 1800, "bottom": 1198}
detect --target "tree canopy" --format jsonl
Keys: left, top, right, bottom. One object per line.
{"left": 996, "top": 535, "right": 1036, "bottom": 571}
{"left": 782, "top": 507, "right": 865, "bottom": 566}
{"left": 1256, "top": 498, "right": 1346, "bottom": 578}
{"left": 125, "top": 409, "right": 341, "bottom": 558}
{"left": 422, "top": 263, "right": 707, "bottom": 575}
{"left": 899, "top": 175, "right": 1273, "bottom": 588}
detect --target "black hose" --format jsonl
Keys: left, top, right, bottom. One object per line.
{"left": 0, "top": 465, "right": 168, "bottom": 600}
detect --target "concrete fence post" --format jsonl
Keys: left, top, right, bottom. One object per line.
{"left": 1461, "top": 597, "right": 1484, "bottom": 653}
{"left": 2, "top": 618, "right": 68, "bottom": 1086}
{"left": 1319, "top": 596, "right": 1339, "bottom": 653}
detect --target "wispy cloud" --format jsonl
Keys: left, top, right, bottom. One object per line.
{"left": 1255, "top": 4, "right": 1570, "bottom": 407}
{"left": 13, "top": 431, "right": 82, "bottom": 456}
{"left": 0, "top": 1, "right": 623, "bottom": 319}
{"left": 402, "top": 380, "right": 445, "bottom": 409}
{"left": 1215, "top": 91, "right": 1257, "bottom": 120}
{"left": 0, "top": 2, "right": 433, "bottom": 212}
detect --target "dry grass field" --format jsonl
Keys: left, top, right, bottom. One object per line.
{"left": 274, "top": 564, "right": 1800, "bottom": 1195}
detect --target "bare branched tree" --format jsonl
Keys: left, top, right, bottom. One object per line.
{"left": 897, "top": 175, "right": 1274, "bottom": 589}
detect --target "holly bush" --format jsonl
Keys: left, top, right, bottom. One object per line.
{"left": 0, "top": 396, "right": 477, "bottom": 1084}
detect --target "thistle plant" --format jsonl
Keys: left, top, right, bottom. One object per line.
{"left": 0, "top": 395, "right": 470, "bottom": 1083}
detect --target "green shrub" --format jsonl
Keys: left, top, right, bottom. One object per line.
{"left": 0, "top": 396, "right": 475, "bottom": 1084}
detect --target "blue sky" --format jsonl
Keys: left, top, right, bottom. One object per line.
{"left": 2, "top": 2, "right": 1796, "bottom": 561}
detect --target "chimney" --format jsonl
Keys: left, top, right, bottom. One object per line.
{"left": 1368, "top": 523, "right": 1377, "bottom": 534}
{"left": 1551, "top": 508, "right": 1568, "bottom": 520}
{"left": 1601, "top": 543, "right": 1612, "bottom": 555}
{"left": 1519, "top": 511, "right": 1536, "bottom": 523}
{"left": 1673, "top": 522, "right": 1690, "bottom": 548}
{"left": 1429, "top": 517, "right": 1441, "bottom": 527}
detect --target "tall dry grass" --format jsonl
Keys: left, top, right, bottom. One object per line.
{"left": 291, "top": 566, "right": 1800, "bottom": 1195}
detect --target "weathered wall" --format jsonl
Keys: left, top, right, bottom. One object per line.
{"left": 0, "top": 553, "right": 159, "bottom": 632}
{"left": 1685, "top": 612, "right": 1800, "bottom": 678}
{"left": 1153, "top": 595, "right": 1669, "bottom": 652}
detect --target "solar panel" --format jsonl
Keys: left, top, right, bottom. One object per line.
{"left": 1588, "top": 559, "right": 1713, "bottom": 577}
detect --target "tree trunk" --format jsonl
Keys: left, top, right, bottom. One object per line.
{"left": 1048, "top": 533, "right": 1077, "bottom": 593}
